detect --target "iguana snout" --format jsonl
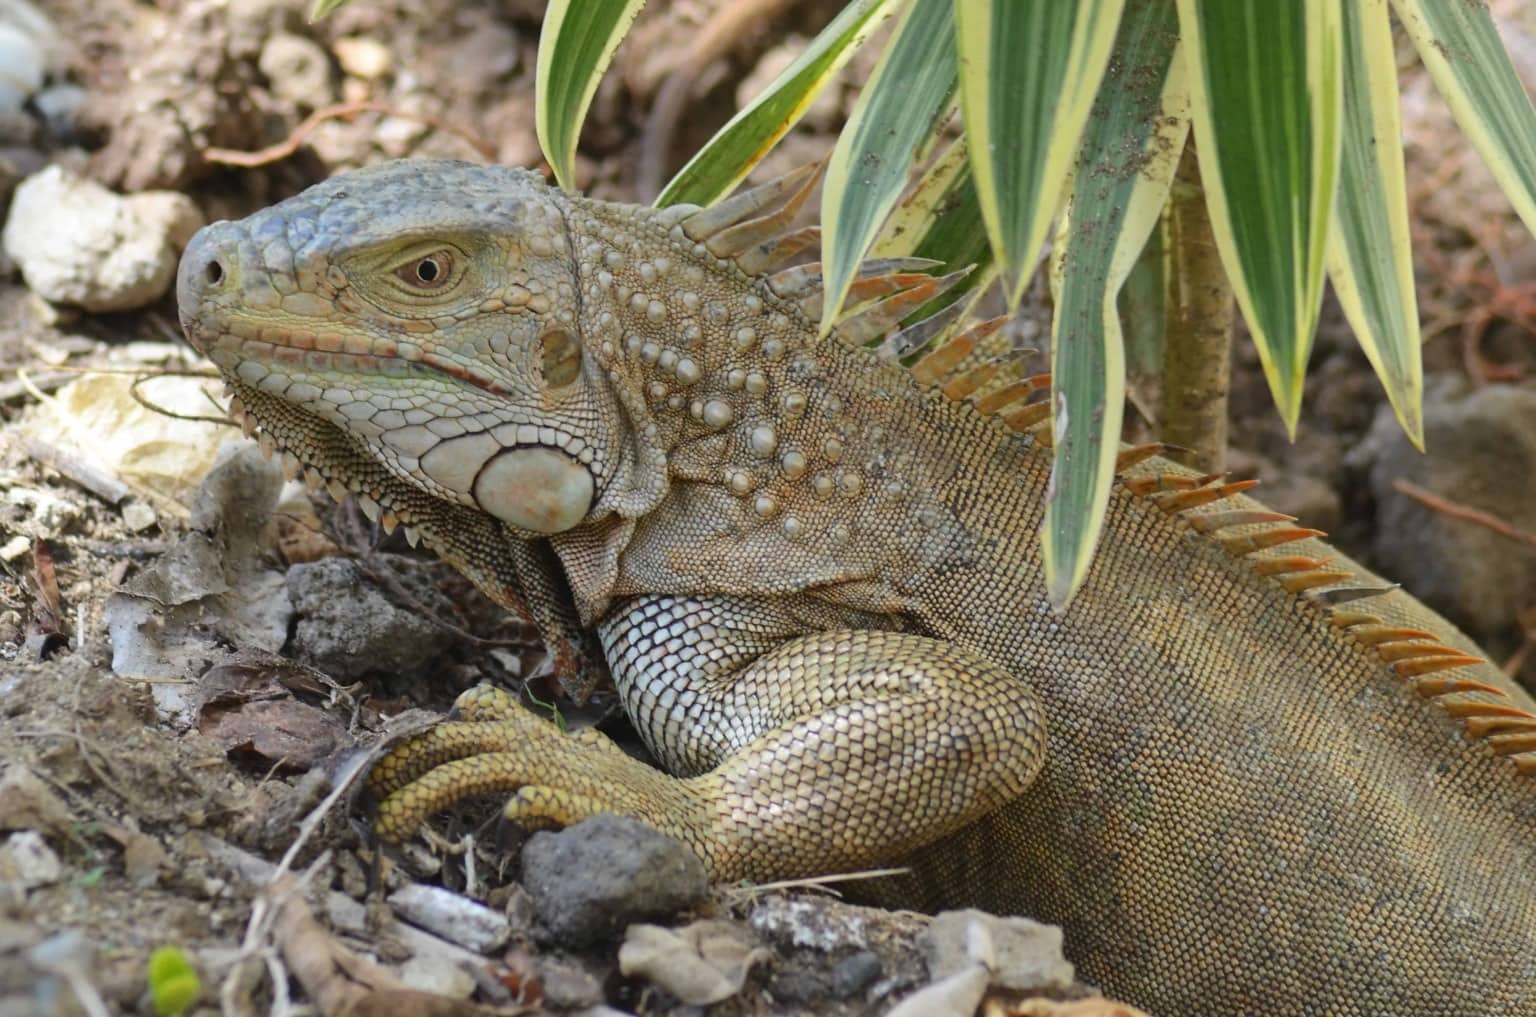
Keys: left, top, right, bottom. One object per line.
{"left": 176, "top": 161, "right": 612, "bottom": 536}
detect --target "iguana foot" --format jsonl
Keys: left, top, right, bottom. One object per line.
{"left": 368, "top": 685, "right": 710, "bottom": 855}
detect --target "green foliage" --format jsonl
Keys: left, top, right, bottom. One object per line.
{"left": 820, "top": 0, "right": 957, "bottom": 334}
{"left": 308, "top": 0, "right": 350, "bottom": 19}
{"left": 535, "top": 0, "right": 647, "bottom": 189}
{"left": 147, "top": 946, "right": 201, "bottom": 1017}
{"left": 1043, "top": 0, "right": 1187, "bottom": 611}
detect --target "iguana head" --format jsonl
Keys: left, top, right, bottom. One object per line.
{"left": 178, "top": 159, "right": 636, "bottom": 538}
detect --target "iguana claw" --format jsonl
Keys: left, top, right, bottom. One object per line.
{"left": 369, "top": 687, "right": 705, "bottom": 855}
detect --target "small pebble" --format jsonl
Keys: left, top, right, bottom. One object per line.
{"left": 120, "top": 500, "right": 157, "bottom": 533}
{"left": 333, "top": 36, "right": 392, "bottom": 80}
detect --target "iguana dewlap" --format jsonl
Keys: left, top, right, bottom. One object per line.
{"left": 177, "top": 160, "right": 1536, "bottom": 1016}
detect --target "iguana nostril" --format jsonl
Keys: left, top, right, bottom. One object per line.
{"left": 203, "top": 259, "right": 224, "bottom": 286}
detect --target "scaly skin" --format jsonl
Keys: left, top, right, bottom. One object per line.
{"left": 178, "top": 160, "right": 1536, "bottom": 1016}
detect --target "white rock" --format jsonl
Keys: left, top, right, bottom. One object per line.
{"left": 120, "top": 499, "right": 157, "bottom": 532}
{"left": 397, "top": 954, "right": 476, "bottom": 999}
{"left": 0, "top": 25, "right": 42, "bottom": 113}
{"left": 0, "top": 0, "right": 63, "bottom": 112}
{"left": 1, "top": 166, "right": 205, "bottom": 311}
{"left": 388, "top": 883, "right": 512, "bottom": 954}
{"left": 0, "top": 831, "right": 62, "bottom": 890}
{"left": 333, "top": 36, "right": 392, "bottom": 80}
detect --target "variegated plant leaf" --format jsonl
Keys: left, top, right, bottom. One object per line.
{"left": 872, "top": 137, "right": 995, "bottom": 318}
{"left": 820, "top": 0, "right": 957, "bottom": 332}
{"left": 656, "top": 0, "right": 903, "bottom": 208}
{"left": 1327, "top": 0, "right": 1423, "bottom": 449}
{"left": 1176, "top": 0, "right": 1343, "bottom": 435}
{"left": 1392, "top": 0, "right": 1536, "bottom": 237}
{"left": 956, "top": 0, "right": 1126, "bottom": 309}
{"left": 1044, "top": 0, "right": 1189, "bottom": 611}
{"left": 536, "top": 0, "right": 648, "bottom": 190}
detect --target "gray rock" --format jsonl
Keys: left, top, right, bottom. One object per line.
{"left": 285, "top": 557, "right": 454, "bottom": 679}
{"left": 831, "top": 949, "right": 882, "bottom": 997}
{"left": 1359, "top": 378, "right": 1536, "bottom": 642}
{"left": 922, "top": 909, "right": 1074, "bottom": 993}
{"left": 750, "top": 894, "right": 918, "bottom": 953}
{"left": 1, "top": 165, "right": 203, "bottom": 311}
{"left": 30, "top": 82, "right": 86, "bottom": 140}
{"left": 258, "top": 32, "right": 335, "bottom": 109}
{"left": 521, "top": 814, "right": 708, "bottom": 947}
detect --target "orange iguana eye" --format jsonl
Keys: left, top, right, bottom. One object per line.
{"left": 396, "top": 251, "right": 454, "bottom": 289}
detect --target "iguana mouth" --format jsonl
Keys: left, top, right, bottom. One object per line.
{"left": 193, "top": 328, "right": 525, "bottom": 402}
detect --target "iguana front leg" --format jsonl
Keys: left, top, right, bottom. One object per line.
{"left": 369, "top": 595, "right": 1047, "bottom": 882}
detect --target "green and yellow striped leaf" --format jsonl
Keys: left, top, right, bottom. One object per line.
{"left": 1393, "top": 0, "right": 1536, "bottom": 237}
{"left": 656, "top": 0, "right": 902, "bottom": 208}
{"left": 956, "top": 0, "right": 1126, "bottom": 309}
{"left": 820, "top": 0, "right": 957, "bottom": 331}
{"left": 1176, "top": 0, "right": 1343, "bottom": 435}
{"left": 536, "top": 0, "right": 648, "bottom": 190}
{"left": 309, "top": 0, "right": 350, "bottom": 17}
{"left": 1327, "top": 0, "right": 1423, "bottom": 449}
{"left": 1044, "top": 0, "right": 1189, "bottom": 612}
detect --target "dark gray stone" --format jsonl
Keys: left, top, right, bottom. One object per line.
{"left": 520, "top": 814, "right": 708, "bottom": 948}
{"left": 831, "top": 949, "right": 882, "bottom": 998}
{"left": 285, "top": 557, "right": 454, "bottom": 679}
{"left": 1358, "top": 378, "right": 1536, "bottom": 644}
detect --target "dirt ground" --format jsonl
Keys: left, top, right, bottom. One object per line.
{"left": 2, "top": 1, "right": 1535, "bottom": 1015}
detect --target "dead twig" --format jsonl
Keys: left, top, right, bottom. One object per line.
{"left": 204, "top": 101, "right": 496, "bottom": 168}
{"left": 721, "top": 865, "right": 911, "bottom": 903}
{"left": 1502, "top": 605, "right": 1536, "bottom": 678}
{"left": 218, "top": 752, "right": 374, "bottom": 1015}
{"left": 1392, "top": 479, "right": 1536, "bottom": 550}
{"left": 22, "top": 437, "right": 131, "bottom": 505}
{"left": 128, "top": 373, "right": 235, "bottom": 426}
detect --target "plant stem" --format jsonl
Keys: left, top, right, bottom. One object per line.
{"left": 1160, "top": 142, "right": 1234, "bottom": 473}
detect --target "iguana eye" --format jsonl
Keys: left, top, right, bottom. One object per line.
{"left": 396, "top": 251, "right": 454, "bottom": 289}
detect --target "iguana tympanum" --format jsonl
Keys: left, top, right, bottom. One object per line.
{"left": 176, "top": 159, "right": 1536, "bottom": 1015}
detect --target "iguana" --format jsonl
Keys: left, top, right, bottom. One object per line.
{"left": 176, "top": 159, "right": 1536, "bottom": 1016}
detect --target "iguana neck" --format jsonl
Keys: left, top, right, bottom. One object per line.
{"left": 560, "top": 199, "right": 989, "bottom": 619}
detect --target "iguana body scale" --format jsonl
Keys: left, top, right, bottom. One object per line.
{"left": 177, "top": 160, "right": 1536, "bottom": 1016}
